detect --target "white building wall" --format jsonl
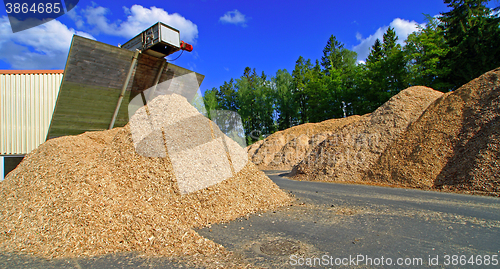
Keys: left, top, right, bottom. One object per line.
{"left": 0, "top": 70, "right": 63, "bottom": 155}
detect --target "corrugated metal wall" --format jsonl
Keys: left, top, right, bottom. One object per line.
{"left": 0, "top": 70, "right": 63, "bottom": 155}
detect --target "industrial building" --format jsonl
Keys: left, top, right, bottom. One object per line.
{"left": 0, "top": 23, "right": 203, "bottom": 181}
{"left": 0, "top": 70, "right": 64, "bottom": 180}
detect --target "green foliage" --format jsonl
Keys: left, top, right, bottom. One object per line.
{"left": 349, "top": 63, "right": 374, "bottom": 115}
{"left": 404, "top": 15, "right": 452, "bottom": 92}
{"left": 203, "top": 1, "right": 500, "bottom": 142}
{"left": 203, "top": 88, "right": 219, "bottom": 119}
{"left": 365, "top": 27, "right": 410, "bottom": 108}
{"left": 321, "top": 35, "right": 346, "bottom": 73}
{"left": 292, "top": 56, "right": 313, "bottom": 123}
{"left": 382, "top": 27, "right": 398, "bottom": 57}
{"left": 273, "top": 69, "right": 297, "bottom": 130}
{"left": 235, "top": 68, "right": 276, "bottom": 143}
{"left": 216, "top": 79, "right": 238, "bottom": 111}
{"left": 304, "top": 60, "right": 329, "bottom": 122}
{"left": 320, "top": 38, "right": 360, "bottom": 120}
{"left": 439, "top": 0, "right": 500, "bottom": 90}
{"left": 366, "top": 39, "right": 383, "bottom": 64}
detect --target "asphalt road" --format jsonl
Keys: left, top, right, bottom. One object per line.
{"left": 1, "top": 171, "right": 499, "bottom": 268}
{"left": 197, "top": 171, "right": 500, "bottom": 268}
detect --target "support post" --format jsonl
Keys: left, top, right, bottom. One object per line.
{"left": 146, "top": 59, "right": 166, "bottom": 103}
{"left": 109, "top": 50, "right": 140, "bottom": 129}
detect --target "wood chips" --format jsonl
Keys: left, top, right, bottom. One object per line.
{"left": 0, "top": 95, "right": 292, "bottom": 263}
{"left": 290, "top": 86, "right": 444, "bottom": 183}
{"left": 246, "top": 116, "right": 363, "bottom": 170}
{"left": 369, "top": 67, "right": 500, "bottom": 196}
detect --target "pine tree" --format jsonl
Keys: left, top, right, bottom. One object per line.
{"left": 382, "top": 27, "right": 407, "bottom": 95}
{"left": 273, "top": 69, "right": 297, "bottom": 130}
{"left": 292, "top": 56, "right": 313, "bottom": 123}
{"left": 439, "top": 0, "right": 500, "bottom": 89}
{"left": 305, "top": 60, "right": 329, "bottom": 122}
{"left": 382, "top": 27, "right": 398, "bottom": 57}
{"left": 217, "top": 79, "right": 238, "bottom": 111}
{"left": 404, "top": 15, "right": 452, "bottom": 92}
{"left": 365, "top": 27, "right": 409, "bottom": 108}
{"left": 367, "top": 39, "right": 383, "bottom": 64}
{"left": 203, "top": 88, "right": 219, "bottom": 119}
{"left": 320, "top": 35, "right": 344, "bottom": 74}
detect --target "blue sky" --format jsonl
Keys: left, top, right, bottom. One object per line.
{"left": 0, "top": 0, "right": 455, "bottom": 93}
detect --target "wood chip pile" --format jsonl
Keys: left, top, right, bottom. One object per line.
{"left": 129, "top": 94, "right": 249, "bottom": 194}
{"left": 0, "top": 95, "right": 292, "bottom": 260}
{"left": 291, "top": 86, "right": 444, "bottom": 182}
{"left": 246, "top": 116, "right": 363, "bottom": 170}
{"left": 368, "top": 67, "right": 500, "bottom": 196}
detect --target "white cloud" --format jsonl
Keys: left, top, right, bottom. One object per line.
{"left": 353, "top": 18, "right": 425, "bottom": 63}
{"left": 66, "top": 7, "right": 84, "bottom": 28}
{"left": 0, "top": 16, "right": 95, "bottom": 69}
{"left": 390, "top": 18, "right": 423, "bottom": 39}
{"left": 79, "top": 4, "right": 198, "bottom": 43}
{"left": 355, "top": 32, "right": 363, "bottom": 41}
{"left": 352, "top": 27, "right": 386, "bottom": 63}
{"left": 219, "top": 10, "right": 248, "bottom": 26}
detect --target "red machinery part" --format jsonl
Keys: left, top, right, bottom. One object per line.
{"left": 180, "top": 41, "right": 193, "bottom": 52}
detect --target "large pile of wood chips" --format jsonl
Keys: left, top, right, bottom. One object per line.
{"left": 0, "top": 95, "right": 291, "bottom": 261}
{"left": 246, "top": 116, "right": 363, "bottom": 170}
{"left": 369, "top": 67, "right": 500, "bottom": 196}
{"left": 291, "top": 86, "right": 443, "bottom": 183}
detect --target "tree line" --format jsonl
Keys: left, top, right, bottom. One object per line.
{"left": 203, "top": 0, "right": 500, "bottom": 145}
